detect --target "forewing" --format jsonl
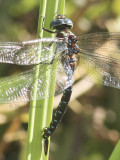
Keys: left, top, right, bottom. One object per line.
{"left": 0, "top": 38, "right": 65, "bottom": 65}
{"left": 76, "top": 32, "right": 120, "bottom": 88}
{"left": 78, "top": 32, "right": 120, "bottom": 61}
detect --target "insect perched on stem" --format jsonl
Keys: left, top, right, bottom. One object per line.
{"left": 42, "top": 15, "right": 79, "bottom": 155}
{"left": 1, "top": 14, "right": 120, "bottom": 156}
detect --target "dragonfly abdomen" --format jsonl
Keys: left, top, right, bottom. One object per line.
{"left": 42, "top": 86, "right": 72, "bottom": 139}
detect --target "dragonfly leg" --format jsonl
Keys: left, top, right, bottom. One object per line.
{"left": 41, "top": 15, "right": 57, "bottom": 33}
{"left": 49, "top": 47, "right": 58, "bottom": 64}
{"left": 39, "top": 46, "right": 58, "bottom": 66}
{"left": 42, "top": 86, "right": 72, "bottom": 139}
{"left": 42, "top": 42, "right": 54, "bottom": 51}
{"left": 38, "top": 14, "right": 55, "bottom": 33}
{"left": 42, "top": 26, "right": 56, "bottom": 33}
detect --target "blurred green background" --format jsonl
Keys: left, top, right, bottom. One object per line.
{"left": 0, "top": 0, "right": 120, "bottom": 160}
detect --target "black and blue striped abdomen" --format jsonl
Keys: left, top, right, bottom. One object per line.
{"left": 43, "top": 86, "right": 72, "bottom": 140}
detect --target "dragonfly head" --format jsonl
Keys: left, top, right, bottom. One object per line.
{"left": 50, "top": 14, "right": 73, "bottom": 31}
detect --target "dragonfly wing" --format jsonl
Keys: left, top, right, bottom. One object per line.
{"left": 78, "top": 32, "right": 120, "bottom": 61}
{"left": 55, "top": 54, "right": 74, "bottom": 95}
{"left": 0, "top": 38, "right": 65, "bottom": 65}
{"left": 0, "top": 69, "right": 32, "bottom": 103}
{"left": 0, "top": 57, "right": 74, "bottom": 103}
{"left": 77, "top": 52, "right": 120, "bottom": 89}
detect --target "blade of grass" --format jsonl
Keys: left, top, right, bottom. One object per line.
{"left": 58, "top": 0, "right": 65, "bottom": 14}
{"left": 25, "top": 0, "right": 48, "bottom": 159}
{"left": 109, "top": 140, "right": 120, "bottom": 160}
{"left": 26, "top": 0, "right": 66, "bottom": 160}
{"left": 41, "top": 1, "right": 66, "bottom": 158}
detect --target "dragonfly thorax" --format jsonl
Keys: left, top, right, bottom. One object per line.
{"left": 56, "top": 30, "right": 79, "bottom": 71}
{"left": 50, "top": 14, "right": 73, "bottom": 31}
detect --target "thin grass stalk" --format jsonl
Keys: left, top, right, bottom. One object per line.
{"left": 41, "top": 0, "right": 66, "bottom": 158}
{"left": 26, "top": 0, "right": 65, "bottom": 159}
{"left": 109, "top": 140, "right": 120, "bottom": 160}
{"left": 26, "top": 0, "right": 48, "bottom": 159}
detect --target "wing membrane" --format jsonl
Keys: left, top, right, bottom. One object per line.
{"left": 78, "top": 32, "right": 120, "bottom": 61}
{"left": 77, "top": 32, "right": 120, "bottom": 88}
{"left": 0, "top": 38, "right": 65, "bottom": 65}
{"left": 1, "top": 32, "right": 120, "bottom": 103}
{"left": 0, "top": 57, "right": 74, "bottom": 103}
{"left": 78, "top": 53, "right": 120, "bottom": 89}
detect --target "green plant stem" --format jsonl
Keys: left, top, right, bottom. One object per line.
{"left": 109, "top": 140, "right": 120, "bottom": 160}
{"left": 26, "top": 0, "right": 65, "bottom": 160}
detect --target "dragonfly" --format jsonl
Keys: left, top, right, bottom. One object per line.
{"left": 1, "top": 14, "right": 120, "bottom": 154}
